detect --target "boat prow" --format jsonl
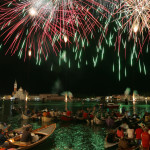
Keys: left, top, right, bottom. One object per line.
{"left": 104, "top": 141, "right": 118, "bottom": 149}
{"left": 8, "top": 123, "right": 56, "bottom": 150}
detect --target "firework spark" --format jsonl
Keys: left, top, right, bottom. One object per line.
{"left": 114, "top": 0, "right": 150, "bottom": 37}
{"left": 0, "top": 0, "right": 110, "bottom": 61}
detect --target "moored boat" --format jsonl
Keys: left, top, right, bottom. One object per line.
{"left": 107, "top": 103, "right": 119, "bottom": 109}
{"left": 104, "top": 141, "right": 118, "bottom": 149}
{"left": 8, "top": 123, "right": 56, "bottom": 150}
{"left": 41, "top": 116, "right": 52, "bottom": 122}
{"left": 21, "top": 114, "right": 29, "bottom": 120}
{"left": 93, "top": 116, "right": 104, "bottom": 125}
{"left": 60, "top": 115, "right": 73, "bottom": 121}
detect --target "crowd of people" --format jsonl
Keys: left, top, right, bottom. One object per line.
{"left": 2, "top": 104, "right": 150, "bottom": 149}
{"left": 105, "top": 108, "right": 150, "bottom": 150}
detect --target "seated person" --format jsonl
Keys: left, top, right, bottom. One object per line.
{"left": 126, "top": 125, "right": 134, "bottom": 139}
{"left": 0, "top": 129, "right": 7, "bottom": 145}
{"left": 31, "top": 113, "right": 37, "bottom": 119}
{"left": 117, "top": 127, "right": 124, "bottom": 138}
{"left": 106, "top": 130, "right": 117, "bottom": 143}
{"left": 42, "top": 111, "right": 47, "bottom": 117}
{"left": 141, "top": 127, "right": 150, "bottom": 150}
{"left": 31, "top": 133, "right": 39, "bottom": 143}
{"left": 135, "top": 125, "right": 143, "bottom": 145}
{"left": 120, "top": 122, "right": 129, "bottom": 130}
{"left": 118, "top": 136, "right": 129, "bottom": 150}
{"left": 20, "top": 127, "right": 32, "bottom": 144}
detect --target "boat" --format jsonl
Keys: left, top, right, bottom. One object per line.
{"left": 117, "top": 146, "right": 139, "bottom": 150}
{"left": 74, "top": 117, "right": 87, "bottom": 123}
{"left": 107, "top": 103, "right": 119, "bottom": 109}
{"left": 21, "top": 114, "right": 29, "bottom": 120}
{"left": 21, "top": 114, "right": 40, "bottom": 121}
{"left": 8, "top": 124, "right": 33, "bottom": 138}
{"left": 41, "top": 116, "right": 52, "bottom": 122}
{"left": 0, "top": 123, "right": 11, "bottom": 133}
{"left": 93, "top": 116, "right": 103, "bottom": 125}
{"left": 60, "top": 115, "right": 73, "bottom": 121}
{"left": 104, "top": 141, "right": 118, "bottom": 149}
{"left": 8, "top": 123, "right": 56, "bottom": 150}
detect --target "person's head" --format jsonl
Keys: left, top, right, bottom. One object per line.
{"left": 25, "top": 127, "right": 31, "bottom": 131}
{"left": 144, "top": 127, "right": 148, "bottom": 132}
{"left": 128, "top": 124, "right": 133, "bottom": 129}
{"left": 118, "top": 127, "right": 122, "bottom": 131}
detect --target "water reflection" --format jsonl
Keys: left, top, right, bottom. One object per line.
{"left": 0, "top": 101, "right": 149, "bottom": 150}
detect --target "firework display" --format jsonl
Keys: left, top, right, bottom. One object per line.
{"left": 0, "top": 0, "right": 109, "bottom": 60}
{"left": 109, "top": 0, "right": 150, "bottom": 80}
{"left": 0, "top": 0, "right": 149, "bottom": 80}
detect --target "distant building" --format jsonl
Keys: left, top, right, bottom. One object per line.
{"left": 39, "top": 94, "right": 64, "bottom": 101}
{"left": 2, "top": 95, "right": 11, "bottom": 100}
{"left": 14, "top": 80, "right": 17, "bottom": 92}
{"left": 28, "top": 95, "right": 41, "bottom": 101}
{"left": 12, "top": 81, "right": 28, "bottom": 100}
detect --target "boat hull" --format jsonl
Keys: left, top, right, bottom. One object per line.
{"left": 8, "top": 124, "right": 56, "bottom": 150}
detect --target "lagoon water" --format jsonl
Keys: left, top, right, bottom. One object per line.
{"left": 0, "top": 100, "right": 149, "bottom": 150}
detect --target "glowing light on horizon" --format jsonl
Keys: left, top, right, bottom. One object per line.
{"left": 25, "top": 95, "right": 28, "bottom": 101}
{"left": 133, "top": 93, "right": 136, "bottom": 104}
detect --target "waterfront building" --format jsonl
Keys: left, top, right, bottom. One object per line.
{"left": 2, "top": 95, "right": 11, "bottom": 100}
{"left": 39, "top": 94, "right": 64, "bottom": 101}
{"left": 12, "top": 81, "right": 28, "bottom": 100}
{"left": 28, "top": 95, "right": 41, "bottom": 101}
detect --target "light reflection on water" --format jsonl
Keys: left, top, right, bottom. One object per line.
{"left": 0, "top": 100, "right": 149, "bottom": 150}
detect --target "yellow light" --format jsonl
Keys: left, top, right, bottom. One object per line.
{"left": 29, "top": 8, "right": 37, "bottom": 16}
{"left": 9, "top": 139, "right": 14, "bottom": 143}
{"left": 28, "top": 50, "right": 32, "bottom": 57}
{"left": 25, "top": 95, "right": 28, "bottom": 101}
{"left": 64, "top": 35, "right": 68, "bottom": 43}
{"left": 133, "top": 24, "right": 138, "bottom": 33}
{"left": 65, "top": 93, "right": 67, "bottom": 102}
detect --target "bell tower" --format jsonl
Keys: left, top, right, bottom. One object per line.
{"left": 14, "top": 80, "right": 17, "bottom": 92}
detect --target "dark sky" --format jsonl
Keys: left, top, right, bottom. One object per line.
{"left": 0, "top": 46, "right": 150, "bottom": 97}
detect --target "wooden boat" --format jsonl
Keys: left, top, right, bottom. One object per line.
{"left": 41, "top": 116, "right": 52, "bottom": 122}
{"left": 104, "top": 141, "right": 118, "bottom": 149}
{"left": 0, "top": 123, "right": 11, "bottom": 131}
{"left": 74, "top": 117, "right": 87, "bottom": 123}
{"left": 60, "top": 115, "right": 73, "bottom": 121}
{"left": 107, "top": 103, "right": 119, "bottom": 109}
{"left": 8, "top": 124, "right": 33, "bottom": 138}
{"left": 117, "top": 146, "right": 139, "bottom": 150}
{"left": 8, "top": 123, "right": 56, "bottom": 150}
{"left": 93, "top": 116, "right": 103, "bottom": 125}
{"left": 21, "top": 114, "right": 29, "bottom": 120}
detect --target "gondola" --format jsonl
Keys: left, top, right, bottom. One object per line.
{"left": 21, "top": 114, "right": 29, "bottom": 120}
{"left": 41, "top": 117, "right": 52, "bottom": 122}
{"left": 8, "top": 123, "right": 56, "bottom": 150}
{"left": 60, "top": 115, "right": 73, "bottom": 121}
{"left": 104, "top": 141, "right": 118, "bottom": 149}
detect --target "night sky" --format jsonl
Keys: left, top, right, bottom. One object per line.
{"left": 0, "top": 1, "right": 150, "bottom": 97}
{"left": 0, "top": 44, "right": 150, "bottom": 97}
